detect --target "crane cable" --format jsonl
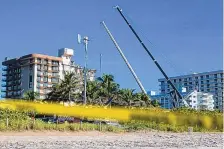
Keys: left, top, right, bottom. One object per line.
{"left": 124, "top": 14, "right": 183, "bottom": 77}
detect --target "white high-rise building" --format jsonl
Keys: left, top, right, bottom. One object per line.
{"left": 1, "top": 48, "right": 96, "bottom": 99}
{"left": 184, "top": 90, "right": 214, "bottom": 111}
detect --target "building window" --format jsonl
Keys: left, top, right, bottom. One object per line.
{"left": 206, "top": 75, "right": 209, "bottom": 79}
{"left": 195, "top": 76, "right": 198, "bottom": 80}
{"left": 200, "top": 76, "right": 203, "bottom": 79}
{"left": 37, "top": 58, "right": 41, "bottom": 63}
{"left": 207, "top": 89, "right": 210, "bottom": 92}
{"left": 52, "top": 66, "right": 59, "bottom": 71}
{"left": 52, "top": 78, "right": 59, "bottom": 83}
{"left": 201, "top": 81, "right": 203, "bottom": 84}
{"left": 179, "top": 79, "right": 182, "bottom": 82}
{"left": 44, "top": 65, "right": 48, "bottom": 70}
{"left": 44, "top": 77, "right": 48, "bottom": 82}
{"left": 37, "top": 76, "right": 41, "bottom": 82}
{"left": 52, "top": 61, "right": 59, "bottom": 65}
{"left": 43, "top": 59, "right": 48, "bottom": 64}
{"left": 37, "top": 64, "right": 41, "bottom": 69}
{"left": 174, "top": 79, "right": 176, "bottom": 83}
{"left": 29, "top": 75, "right": 33, "bottom": 88}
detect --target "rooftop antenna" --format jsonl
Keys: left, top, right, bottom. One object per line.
{"left": 77, "top": 34, "right": 89, "bottom": 105}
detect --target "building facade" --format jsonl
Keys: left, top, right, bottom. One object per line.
{"left": 184, "top": 90, "right": 214, "bottom": 111}
{"left": 158, "top": 70, "right": 223, "bottom": 110}
{"left": 1, "top": 48, "right": 96, "bottom": 99}
{"left": 149, "top": 90, "right": 214, "bottom": 111}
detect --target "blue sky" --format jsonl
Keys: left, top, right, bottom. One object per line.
{"left": 0, "top": 0, "right": 222, "bottom": 93}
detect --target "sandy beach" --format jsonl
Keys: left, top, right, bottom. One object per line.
{"left": 0, "top": 131, "right": 223, "bottom": 149}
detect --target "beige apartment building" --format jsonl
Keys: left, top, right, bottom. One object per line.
{"left": 1, "top": 48, "right": 96, "bottom": 99}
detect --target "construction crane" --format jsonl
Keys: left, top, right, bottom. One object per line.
{"left": 101, "top": 21, "right": 148, "bottom": 97}
{"left": 113, "top": 6, "right": 189, "bottom": 108}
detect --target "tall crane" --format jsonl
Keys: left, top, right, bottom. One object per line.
{"left": 113, "top": 6, "right": 188, "bottom": 108}
{"left": 101, "top": 21, "right": 148, "bottom": 96}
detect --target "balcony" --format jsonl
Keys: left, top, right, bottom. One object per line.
{"left": 43, "top": 61, "right": 48, "bottom": 65}
{"left": 1, "top": 83, "right": 6, "bottom": 87}
{"left": 2, "top": 72, "right": 7, "bottom": 76}
{"left": 52, "top": 74, "right": 60, "bottom": 78}
{"left": 52, "top": 62, "right": 59, "bottom": 66}
{"left": 37, "top": 72, "right": 43, "bottom": 76}
{"left": 1, "top": 94, "right": 6, "bottom": 98}
{"left": 1, "top": 77, "right": 6, "bottom": 81}
{"left": 1, "top": 88, "right": 6, "bottom": 92}
{"left": 37, "top": 67, "right": 45, "bottom": 71}
{"left": 51, "top": 68, "right": 59, "bottom": 72}
{"left": 52, "top": 80, "right": 59, "bottom": 84}
{"left": 2, "top": 67, "right": 8, "bottom": 71}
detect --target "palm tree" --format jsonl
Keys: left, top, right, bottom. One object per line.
{"left": 23, "top": 90, "right": 39, "bottom": 101}
{"left": 46, "top": 72, "right": 81, "bottom": 102}
{"left": 86, "top": 80, "right": 101, "bottom": 104}
{"left": 46, "top": 84, "right": 62, "bottom": 102}
{"left": 134, "top": 92, "right": 151, "bottom": 107}
{"left": 151, "top": 99, "right": 160, "bottom": 107}
{"left": 96, "top": 74, "right": 120, "bottom": 104}
{"left": 118, "top": 89, "right": 138, "bottom": 107}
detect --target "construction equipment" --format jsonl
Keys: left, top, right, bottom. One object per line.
{"left": 101, "top": 21, "right": 148, "bottom": 97}
{"left": 113, "top": 6, "right": 189, "bottom": 108}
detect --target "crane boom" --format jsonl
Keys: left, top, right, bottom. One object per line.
{"left": 114, "top": 6, "right": 187, "bottom": 108}
{"left": 101, "top": 21, "right": 148, "bottom": 95}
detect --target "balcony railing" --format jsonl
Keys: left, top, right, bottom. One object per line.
{"left": 52, "top": 63, "right": 59, "bottom": 66}
{"left": 1, "top": 77, "right": 6, "bottom": 81}
{"left": 37, "top": 72, "right": 43, "bottom": 76}
{"left": 2, "top": 67, "right": 8, "bottom": 71}
{"left": 1, "top": 83, "right": 6, "bottom": 87}
{"left": 2, "top": 72, "right": 7, "bottom": 76}
{"left": 1, "top": 88, "right": 6, "bottom": 92}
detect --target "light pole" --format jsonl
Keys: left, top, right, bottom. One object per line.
{"left": 100, "top": 53, "right": 102, "bottom": 77}
{"left": 78, "top": 34, "right": 89, "bottom": 105}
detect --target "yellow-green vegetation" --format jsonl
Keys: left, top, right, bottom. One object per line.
{"left": 129, "top": 108, "right": 223, "bottom": 131}
{"left": 0, "top": 108, "right": 123, "bottom": 132}
{"left": 0, "top": 101, "right": 223, "bottom": 132}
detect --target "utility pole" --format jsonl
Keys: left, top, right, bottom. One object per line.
{"left": 78, "top": 34, "right": 89, "bottom": 105}
{"left": 100, "top": 53, "right": 102, "bottom": 77}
